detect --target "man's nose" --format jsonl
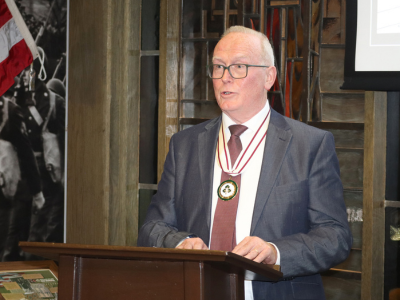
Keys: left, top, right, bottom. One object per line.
{"left": 221, "top": 67, "right": 233, "bottom": 82}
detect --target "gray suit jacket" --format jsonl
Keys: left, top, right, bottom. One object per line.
{"left": 138, "top": 109, "right": 352, "bottom": 300}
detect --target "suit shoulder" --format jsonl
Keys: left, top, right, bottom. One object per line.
{"left": 172, "top": 117, "right": 220, "bottom": 140}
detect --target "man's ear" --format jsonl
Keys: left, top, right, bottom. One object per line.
{"left": 264, "top": 66, "right": 277, "bottom": 90}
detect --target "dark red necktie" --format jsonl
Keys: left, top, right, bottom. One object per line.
{"left": 210, "top": 125, "right": 248, "bottom": 251}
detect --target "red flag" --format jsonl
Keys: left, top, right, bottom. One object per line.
{"left": 0, "top": 0, "right": 38, "bottom": 96}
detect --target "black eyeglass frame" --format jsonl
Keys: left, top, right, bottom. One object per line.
{"left": 206, "top": 64, "right": 270, "bottom": 79}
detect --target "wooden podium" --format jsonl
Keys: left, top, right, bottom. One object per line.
{"left": 20, "top": 242, "right": 283, "bottom": 300}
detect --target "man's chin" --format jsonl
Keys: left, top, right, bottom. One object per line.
{"left": 218, "top": 100, "right": 240, "bottom": 111}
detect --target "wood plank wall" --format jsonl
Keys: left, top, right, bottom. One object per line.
{"left": 67, "top": 0, "right": 141, "bottom": 246}
{"left": 158, "top": 0, "right": 181, "bottom": 181}
{"left": 362, "top": 91, "right": 387, "bottom": 300}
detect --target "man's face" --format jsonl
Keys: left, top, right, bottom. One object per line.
{"left": 212, "top": 32, "right": 276, "bottom": 123}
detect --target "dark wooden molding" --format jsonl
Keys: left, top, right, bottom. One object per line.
{"left": 308, "top": 122, "right": 364, "bottom": 131}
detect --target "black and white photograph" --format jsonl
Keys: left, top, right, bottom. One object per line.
{"left": 0, "top": 0, "right": 67, "bottom": 261}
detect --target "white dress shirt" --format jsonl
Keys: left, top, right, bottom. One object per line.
{"left": 209, "top": 101, "right": 280, "bottom": 300}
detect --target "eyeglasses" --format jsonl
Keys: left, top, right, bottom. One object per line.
{"left": 207, "top": 64, "right": 269, "bottom": 79}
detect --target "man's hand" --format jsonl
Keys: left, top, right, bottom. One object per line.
{"left": 176, "top": 237, "right": 209, "bottom": 250}
{"left": 232, "top": 236, "right": 277, "bottom": 265}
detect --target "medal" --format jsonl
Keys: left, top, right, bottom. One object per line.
{"left": 217, "top": 178, "right": 238, "bottom": 201}
{"left": 216, "top": 106, "right": 271, "bottom": 201}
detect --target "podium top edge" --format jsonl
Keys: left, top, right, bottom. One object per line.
{"left": 20, "top": 241, "right": 229, "bottom": 257}
{"left": 20, "top": 242, "right": 283, "bottom": 280}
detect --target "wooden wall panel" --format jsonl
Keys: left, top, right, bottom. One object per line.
{"left": 322, "top": 17, "right": 341, "bottom": 44}
{"left": 320, "top": 47, "right": 362, "bottom": 94}
{"left": 67, "top": 0, "right": 110, "bottom": 245}
{"left": 322, "top": 0, "right": 342, "bottom": 44}
{"left": 124, "top": 1, "right": 142, "bottom": 246}
{"left": 67, "top": 0, "right": 141, "bottom": 246}
{"left": 319, "top": 2, "right": 365, "bottom": 297}
{"left": 325, "top": 0, "right": 341, "bottom": 18}
{"left": 334, "top": 249, "right": 361, "bottom": 272}
{"left": 322, "top": 271, "right": 361, "bottom": 300}
{"left": 322, "top": 94, "right": 365, "bottom": 123}
{"left": 336, "top": 149, "right": 364, "bottom": 189}
{"left": 108, "top": 0, "right": 141, "bottom": 246}
{"left": 328, "top": 129, "right": 364, "bottom": 149}
{"left": 181, "top": 102, "right": 221, "bottom": 119}
{"left": 344, "top": 190, "right": 363, "bottom": 249}
{"left": 320, "top": 48, "right": 345, "bottom": 93}
{"left": 158, "top": 0, "right": 181, "bottom": 181}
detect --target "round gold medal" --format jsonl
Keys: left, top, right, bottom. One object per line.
{"left": 217, "top": 180, "right": 238, "bottom": 201}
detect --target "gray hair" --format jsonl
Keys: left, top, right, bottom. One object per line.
{"left": 222, "top": 26, "right": 275, "bottom": 67}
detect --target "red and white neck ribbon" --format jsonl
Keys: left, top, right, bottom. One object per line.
{"left": 216, "top": 108, "right": 271, "bottom": 176}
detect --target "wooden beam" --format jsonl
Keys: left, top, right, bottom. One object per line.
{"left": 67, "top": 0, "right": 110, "bottom": 245}
{"left": 67, "top": 0, "right": 141, "bottom": 246}
{"left": 113, "top": 0, "right": 141, "bottom": 246}
{"left": 300, "top": 0, "right": 311, "bottom": 122}
{"left": 260, "top": 0, "right": 265, "bottom": 33}
{"left": 361, "top": 91, "right": 387, "bottom": 300}
{"left": 158, "top": 0, "right": 181, "bottom": 181}
{"left": 270, "top": 1, "right": 300, "bottom": 6}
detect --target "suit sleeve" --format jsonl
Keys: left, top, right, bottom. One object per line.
{"left": 272, "top": 132, "right": 352, "bottom": 277}
{"left": 137, "top": 135, "right": 193, "bottom": 248}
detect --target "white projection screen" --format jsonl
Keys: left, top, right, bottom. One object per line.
{"left": 356, "top": 0, "right": 400, "bottom": 71}
{"left": 342, "top": 0, "right": 400, "bottom": 91}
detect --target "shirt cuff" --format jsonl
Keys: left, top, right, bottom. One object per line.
{"left": 175, "top": 234, "right": 197, "bottom": 247}
{"left": 269, "top": 242, "right": 281, "bottom": 265}
{"left": 176, "top": 239, "right": 185, "bottom": 247}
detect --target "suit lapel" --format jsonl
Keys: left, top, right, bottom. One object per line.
{"left": 251, "top": 110, "right": 293, "bottom": 234}
{"left": 198, "top": 117, "right": 221, "bottom": 244}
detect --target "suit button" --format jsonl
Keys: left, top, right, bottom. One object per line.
{"left": 44, "top": 92, "right": 48, "bottom": 97}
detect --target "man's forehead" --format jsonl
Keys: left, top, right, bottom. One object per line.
{"left": 212, "top": 34, "right": 261, "bottom": 62}
{"left": 212, "top": 54, "right": 250, "bottom": 62}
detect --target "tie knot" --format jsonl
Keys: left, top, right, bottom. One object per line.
{"left": 229, "top": 125, "right": 248, "bottom": 137}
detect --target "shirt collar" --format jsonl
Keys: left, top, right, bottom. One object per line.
{"left": 222, "top": 101, "right": 271, "bottom": 136}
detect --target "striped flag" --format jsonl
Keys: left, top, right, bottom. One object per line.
{"left": 0, "top": 0, "right": 38, "bottom": 96}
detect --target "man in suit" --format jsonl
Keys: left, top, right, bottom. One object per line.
{"left": 138, "top": 26, "right": 352, "bottom": 300}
